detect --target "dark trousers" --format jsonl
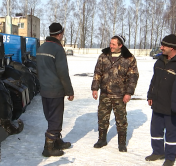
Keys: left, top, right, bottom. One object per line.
{"left": 42, "top": 97, "right": 64, "bottom": 140}
{"left": 151, "top": 112, "right": 176, "bottom": 161}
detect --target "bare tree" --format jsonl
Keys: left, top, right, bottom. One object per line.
{"left": 18, "top": 0, "right": 41, "bottom": 16}
{"left": 149, "top": 0, "right": 156, "bottom": 49}
{"left": 44, "top": 0, "right": 62, "bottom": 23}
{"left": 0, "top": 0, "right": 19, "bottom": 16}
{"left": 73, "top": 0, "right": 97, "bottom": 48}
{"left": 43, "top": 0, "right": 74, "bottom": 45}
{"left": 0, "top": 0, "right": 173, "bottom": 48}
{"left": 61, "top": 0, "right": 74, "bottom": 36}
{"left": 108, "top": 0, "right": 124, "bottom": 36}
{"left": 153, "top": 1, "right": 165, "bottom": 47}
{"left": 142, "top": 0, "right": 150, "bottom": 49}
{"left": 40, "top": 22, "right": 48, "bottom": 40}
{"left": 97, "top": 0, "right": 111, "bottom": 48}
{"left": 80, "top": 1, "right": 85, "bottom": 48}
{"left": 69, "top": 20, "right": 75, "bottom": 47}
{"left": 165, "top": 0, "right": 176, "bottom": 34}
{"left": 126, "top": 6, "right": 135, "bottom": 49}
{"left": 139, "top": 10, "right": 145, "bottom": 49}
{"left": 130, "top": 0, "right": 141, "bottom": 49}
{"left": 121, "top": 7, "right": 126, "bottom": 36}
{"left": 89, "top": 0, "right": 97, "bottom": 48}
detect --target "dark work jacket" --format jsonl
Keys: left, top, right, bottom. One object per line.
{"left": 171, "top": 72, "right": 176, "bottom": 113}
{"left": 148, "top": 54, "right": 176, "bottom": 115}
{"left": 36, "top": 36, "right": 74, "bottom": 98}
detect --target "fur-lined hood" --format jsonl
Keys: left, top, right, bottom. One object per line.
{"left": 102, "top": 45, "right": 132, "bottom": 58}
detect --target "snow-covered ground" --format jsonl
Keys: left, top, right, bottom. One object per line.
{"left": 0, "top": 55, "right": 168, "bottom": 166}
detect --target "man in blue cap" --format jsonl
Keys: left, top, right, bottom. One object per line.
{"left": 146, "top": 34, "right": 176, "bottom": 166}
{"left": 37, "top": 22, "right": 74, "bottom": 157}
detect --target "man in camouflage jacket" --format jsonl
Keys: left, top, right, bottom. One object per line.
{"left": 91, "top": 35, "right": 139, "bottom": 152}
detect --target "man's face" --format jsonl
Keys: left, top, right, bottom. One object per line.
{"left": 110, "top": 39, "right": 122, "bottom": 53}
{"left": 160, "top": 45, "right": 173, "bottom": 55}
{"left": 57, "top": 32, "right": 64, "bottom": 41}
{"left": 60, "top": 32, "right": 64, "bottom": 40}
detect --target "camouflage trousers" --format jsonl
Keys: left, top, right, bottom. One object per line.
{"left": 97, "top": 94, "right": 128, "bottom": 133}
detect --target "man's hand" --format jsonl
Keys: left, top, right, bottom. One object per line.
{"left": 92, "top": 91, "right": 98, "bottom": 100}
{"left": 68, "top": 95, "right": 74, "bottom": 101}
{"left": 148, "top": 100, "right": 152, "bottom": 106}
{"left": 123, "top": 94, "right": 131, "bottom": 103}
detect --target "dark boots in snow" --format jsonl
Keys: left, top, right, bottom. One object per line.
{"left": 55, "top": 134, "right": 71, "bottom": 150}
{"left": 42, "top": 137, "right": 64, "bottom": 157}
{"left": 118, "top": 132, "right": 127, "bottom": 152}
{"left": 94, "top": 129, "right": 107, "bottom": 148}
{"left": 145, "top": 153, "right": 165, "bottom": 161}
{"left": 162, "top": 160, "right": 175, "bottom": 166}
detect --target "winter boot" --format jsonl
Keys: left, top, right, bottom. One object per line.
{"left": 94, "top": 129, "right": 107, "bottom": 148}
{"left": 145, "top": 153, "right": 165, "bottom": 161}
{"left": 162, "top": 160, "right": 175, "bottom": 166}
{"left": 42, "top": 137, "right": 64, "bottom": 157}
{"left": 118, "top": 132, "right": 127, "bottom": 152}
{"left": 55, "top": 134, "right": 71, "bottom": 150}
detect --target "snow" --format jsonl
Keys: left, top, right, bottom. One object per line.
{"left": 0, "top": 55, "right": 168, "bottom": 166}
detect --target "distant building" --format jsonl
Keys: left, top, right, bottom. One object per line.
{"left": 65, "top": 43, "right": 78, "bottom": 48}
{"left": 0, "top": 15, "right": 40, "bottom": 38}
{"left": 62, "top": 37, "right": 77, "bottom": 48}
{"left": 0, "top": 22, "right": 18, "bottom": 35}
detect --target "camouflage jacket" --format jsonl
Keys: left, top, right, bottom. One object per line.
{"left": 91, "top": 46, "right": 139, "bottom": 98}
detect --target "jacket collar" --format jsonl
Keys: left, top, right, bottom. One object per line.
{"left": 46, "top": 36, "right": 62, "bottom": 46}
{"left": 102, "top": 45, "right": 132, "bottom": 58}
{"left": 159, "top": 54, "right": 176, "bottom": 62}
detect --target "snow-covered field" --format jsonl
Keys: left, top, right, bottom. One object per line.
{"left": 0, "top": 54, "right": 168, "bottom": 166}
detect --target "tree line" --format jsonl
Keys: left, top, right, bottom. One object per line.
{"left": 0, "top": 0, "right": 176, "bottom": 49}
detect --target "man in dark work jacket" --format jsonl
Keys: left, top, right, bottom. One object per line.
{"left": 36, "top": 23, "right": 74, "bottom": 157}
{"left": 146, "top": 34, "right": 176, "bottom": 166}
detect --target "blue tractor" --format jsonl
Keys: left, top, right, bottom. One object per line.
{"left": 24, "top": 37, "right": 40, "bottom": 93}
{"left": 25, "top": 37, "right": 40, "bottom": 61}
{"left": 0, "top": 33, "right": 24, "bottom": 143}
{"left": 1, "top": 33, "right": 39, "bottom": 97}
{"left": 0, "top": 34, "right": 41, "bottom": 145}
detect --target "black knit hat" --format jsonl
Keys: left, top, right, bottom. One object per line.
{"left": 161, "top": 34, "right": 176, "bottom": 49}
{"left": 49, "top": 22, "right": 64, "bottom": 35}
{"left": 113, "top": 34, "right": 126, "bottom": 45}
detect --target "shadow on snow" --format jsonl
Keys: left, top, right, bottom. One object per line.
{"left": 64, "top": 105, "right": 147, "bottom": 146}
